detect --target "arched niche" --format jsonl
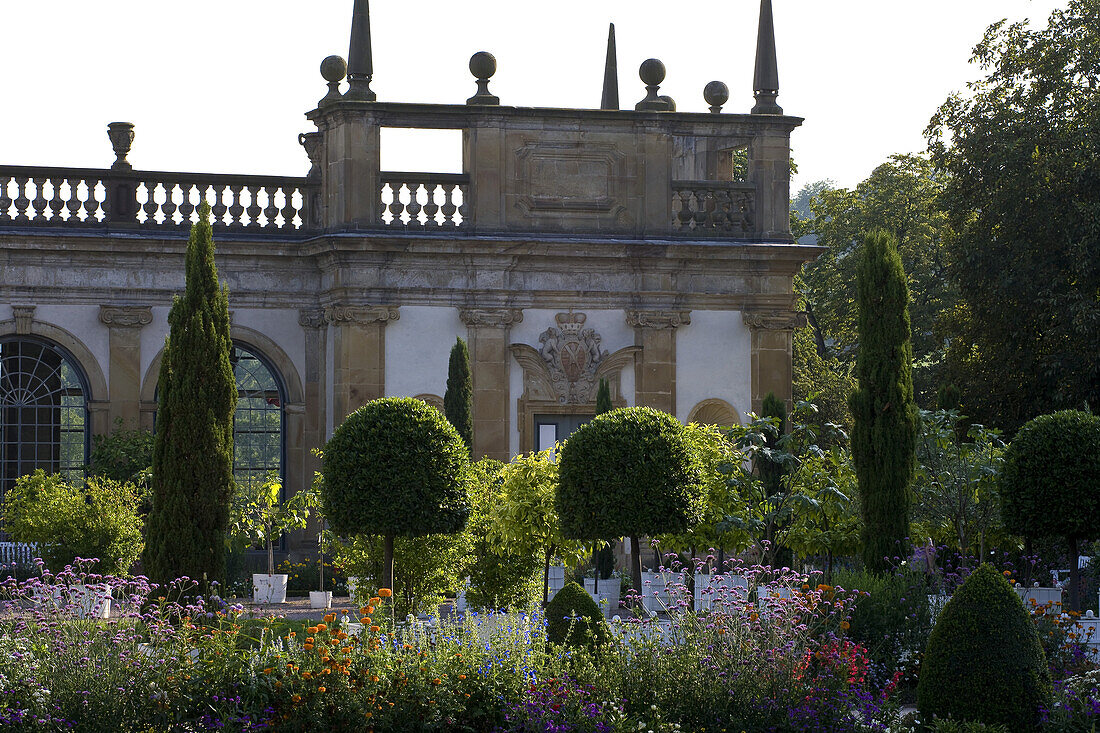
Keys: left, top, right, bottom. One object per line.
{"left": 687, "top": 398, "right": 741, "bottom": 427}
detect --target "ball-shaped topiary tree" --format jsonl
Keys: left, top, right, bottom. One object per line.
{"left": 1000, "top": 410, "right": 1100, "bottom": 610}
{"left": 557, "top": 407, "right": 704, "bottom": 599}
{"left": 545, "top": 581, "right": 610, "bottom": 650}
{"left": 321, "top": 397, "right": 471, "bottom": 594}
{"left": 917, "top": 563, "right": 1051, "bottom": 727}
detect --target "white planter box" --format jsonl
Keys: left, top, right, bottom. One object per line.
{"left": 36, "top": 583, "right": 112, "bottom": 619}
{"left": 252, "top": 574, "right": 288, "bottom": 604}
{"left": 583, "top": 578, "right": 620, "bottom": 616}
{"left": 547, "top": 565, "right": 566, "bottom": 601}
{"left": 1016, "top": 584, "right": 1063, "bottom": 608}
{"left": 640, "top": 571, "right": 673, "bottom": 615}
{"left": 694, "top": 573, "right": 749, "bottom": 612}
{"left": 309, "top": 591, "right": 332, "bottom": 609}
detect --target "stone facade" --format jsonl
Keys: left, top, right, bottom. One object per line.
{"left": 0, "top": 1, "right": 821, "bottom": 556}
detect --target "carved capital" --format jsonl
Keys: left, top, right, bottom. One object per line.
{"left": 625, "top": 310, "right": 691, "bottom": 330}
{"left": 11, "top": 305, "right": 35, "bottom": 335}
{"left": 98, "top": 305, "right": 153, "bottom": 329}
{"left": 459, "top": 308, "right": 524, "bottom": 328}
{"left": 741, "top": 310, "right": 806, "bottom": 332}
{"left": 324, "top": 305, "right": 400, "bottom": 326}
{"left": 298, "top": 308, "right": 327, "bottom": 330}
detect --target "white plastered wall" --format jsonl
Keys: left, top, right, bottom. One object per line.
{"left": 676, "top": 310, "right": 751, "bottom": 424}
{"left": 231, "top": 308, "right": 305, "bottom": 391}
{"left": 385, "top": 306, "right": 466, "bottom": 401}
{"left": 31, "top": 304, "right": 110, "bottom": 383}
{"left": 508, "top": 309, "right": 636, "bottom": 457}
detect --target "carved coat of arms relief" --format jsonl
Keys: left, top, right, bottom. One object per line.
{"left": 538, "top": 312, "right": 608, "bottom": 404}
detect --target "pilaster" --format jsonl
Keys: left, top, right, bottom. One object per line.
{"left": 742, "top": 309, "right": 805, "bottom": 414}
{"left": 626, "top": 310, "right": 690, "bottom": 415}
{"left": 98, "top": 305, "right": 152, "bottom": 428}
{"left": 325, "top": 304, "right": 398, "bottom": 424}
{"left": 460, "top": 308, "right": 523, "bottom": 461}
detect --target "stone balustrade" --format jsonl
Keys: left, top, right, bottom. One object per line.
{"left": 672, "top": 181, "right": 756, "bottom": 236}
{"left": 0, "top": 165, "right": 319, "bottom": 233}
{"left": 380, "top": 172, "right": 469, "bottom": 229}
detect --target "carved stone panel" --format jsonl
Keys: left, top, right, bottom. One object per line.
{"left": 513, "top": 141, "right": 627, "bottom": 217}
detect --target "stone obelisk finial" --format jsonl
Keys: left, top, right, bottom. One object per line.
{"left": 751, "top": 0, "right": 782, "bottom": 115}
{"left": 346, "top": 0, "right": 376, "bottom": 101}
{"left": 600, "top": 23, "right": 619, "bottom": 110}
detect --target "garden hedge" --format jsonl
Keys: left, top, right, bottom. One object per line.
{"left": 916, "top": 563, "right": 1051, "bottom": 728}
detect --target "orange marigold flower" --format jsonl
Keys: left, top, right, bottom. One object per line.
{"left": 318, "top": 686, "right": 326, "bottom": 693}
{"left": 841, "top": 621, "right": 851, "bottom": 630}
{"left": 321, "top": 668, "right": 331, "bottom": 675}
{"left": 342, "top": 647, "right": 352, "bottom": 654}
{"left": 288, "top": 631, "right": 296, "bottom": 638}
{"left": 360, "top": 606, "right": 371, "bottom": 615}
{"left": 458, "top": 674, "right": 466, "bottom": 680}
{"left": 303, "top": 672, "right": 313, "bottom": 679}
{"left": 323, "top": 613, "right": 336, "bottom": 623}
{"left": 371, "top": 675, "right": 379, "bottom": 683}
{"left": 316, "top": 623, "right": 327, "bottom": 632}
{"left": 360, "top": 617, "right": 371, "bottom": 625}
{"left": 379, "top": 588, "right": 392, "bottom": 598}
{"left": 292, "top": 695, "right": 302, "bottom": 703}
{"left": 303, "top": 644, "right": 314, "bottom": 651}
{"left": 370, "top": 625, "right": 380, "bottom": 633}
{"left": 336, "top": 631, "right": 348, "bottom": 640}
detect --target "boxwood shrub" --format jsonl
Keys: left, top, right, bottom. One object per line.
{"left": 545, "top": 581, "right": 609, "bottom": 650}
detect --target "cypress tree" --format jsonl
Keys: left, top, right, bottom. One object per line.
{"left": 143, "top": 202, "right": 237, "bottom": 588}
{"left": 444, "top": 337, "right": 473, "bottom": 452}
{"left": 595, "top": 378, "right": 612, "bottom": 415}
{"left": 849, "top": 230, "right": 918, "bottom": 574}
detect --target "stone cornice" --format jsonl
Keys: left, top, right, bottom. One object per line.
{"left": 12, "top": 305, "right": 34, "bottom": 335}
{"left": 459, "top": 308, "right": 524, "bottom": 328}
{"left": 98, "top": 305, "right": 153, "bottom": 329}
{"left": 323, "top": 304, "right": 399, "bottom": 326}
{"left": 297, "top": 308, "right": 326, "bottom": 330}
{"left": 625, "top": 310, "right": 691, "bottom": 330}
{"left": 741, "top": 310, "right": 807, "bottom": 331}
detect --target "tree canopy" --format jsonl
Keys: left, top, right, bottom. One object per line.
{"left": 926, "top": 0, "right": 1100, "bottom": 433}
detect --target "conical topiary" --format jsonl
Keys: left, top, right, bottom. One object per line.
{"left": 545, "top": 581, "right": 609, "bottom": 650}
{"left": 916, "top": 563, "right": 1051, "bottom": 728}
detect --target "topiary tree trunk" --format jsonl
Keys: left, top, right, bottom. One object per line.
{"left": 444, "top": 337, "right": 473, "bottom": 454}
{"left": 593, "top": 378, "right": 612, "bottom": 592}
{"left": 849, "top": 230, "right": 918, "bottom": 575}
{"left": 144, "top": 202, "right": 237, "bottom": 589}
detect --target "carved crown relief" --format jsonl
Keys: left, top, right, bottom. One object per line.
{"left": 511, "top": 312, "right": 639, "bottom": 405}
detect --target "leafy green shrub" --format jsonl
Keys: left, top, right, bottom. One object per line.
{"left": 833, "top": 568, "right": 933, "bottom": 689}
{"left": 322, "top": 397, "right": 470, "bottom": 590}
{"left": 545, "top": 581, "right": 609, "bottom": 650}
{"left": 2, "top": 470, "right": 143, "bottom": 574}
{"left": 89, "top": 419, "right": 154, "bottom": 485}
{"left": 929, "top": 720, "right": 1008, "bottom": 733}
{"left": 917, "top": 563, "right": 1051, "bottom": 728}
{"left": 557, "top": 407, "right": 703, "bottom": 594}
{"left": 1001, "top": 410, "right": 1100, "bottom": 609}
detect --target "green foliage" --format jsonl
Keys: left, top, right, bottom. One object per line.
{"left": 911, "top": 410, "right": 1006, "bottom": 555}
{"left": 321, "top": 397, "right": 470, "bottom": 538}
{"left": 927, "top": 2, "right": 1100, "bottom": 434}
{"left": 832, "top": 568, "right": 933, "bottom": 688}
{"left": 557, "top": 407, "right": 704, "bottom": 540}
{"left": 917, "top": 564, "right": 1051, "bottom": 728}
{"left": 792, "top": 155, "right": 955, "bottom": 406}
{"left": 227, "top": 473, "right": 317, "bottom": 575}
{"left": 849, "top": 230, "right": 918, "bottom": 573}
{"left": 2, "top": 470, "right": 143, "bottom": 575}
{"left": 144, "top": 202, "right": 237, "bottom": 587}
{"left": 485, "top": 449, "right": 588, "bottom": 604}
{"left": 464, "top": 458, "right": 541, "bottom": 610}
{"left": 595, "top": 378, "right": 612, "bottom": 415}
{"left": 928, "top": 721, "right": 1008, "bottom": 733}
{"left": 544, "top": 581, "right": 609, "bottom": 650}
{"left": 792, "top": 325, "right": 855, "bottom": 433}
{"left": 89, "top": 418, "right": 154, "bottom": 486}
{"left": 1000, "top": 410, "right": 1100, "bottom": 609}
{"left": 720, "top": 400, "right": 859, "bottom": 568}
{"left": 1000, "top": 410, "right": 1100, "bottom": 542}
{"left": 333, "top": 532, "right": 472, "bottom": 618}
{"left": 444, "top": 337, "right": 473, "bottom": 452}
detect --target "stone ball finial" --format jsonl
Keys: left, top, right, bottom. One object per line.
{"left": 319, "top": 55, "right": 347, "bottom": 106}
{"left": 704, "top": 80, "right": 729, "bottom": 113}
{"left": 469, "top": 51, "right": 497, "bottom": 80}
{"left": 639, "top": 58, "right": 666, "bottom": 86}
{"left": 635, "top": 59, "right": 672, "bottom": 111}
{"left": 467, "top": 51, "right": 500, "bottom": 106}
{"left": 321, "top": 55, "right": 348, "bottom": 83}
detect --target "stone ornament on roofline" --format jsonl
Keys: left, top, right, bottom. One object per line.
{"left": 625, "top": 310, "right": 691, "bottom": 330}
{"left": 323, "top": 305, "right": 400, "bottom": 326}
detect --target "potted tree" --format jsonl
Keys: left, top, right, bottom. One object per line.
{"left": 228, "top": 473, "right": 316, "bottom": 604}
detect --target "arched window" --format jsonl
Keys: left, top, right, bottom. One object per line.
{"left": 231, "top": 343, "right": 285, "bottom": 490}
{"left": 0, "top": 336, "right": 89, "bottom": 496}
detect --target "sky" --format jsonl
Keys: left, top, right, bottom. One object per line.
{"left": 0, "top": 0, "right": 1067, "bottom": 192}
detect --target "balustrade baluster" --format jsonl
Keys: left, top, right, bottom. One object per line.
{"left": 138, "top": 182, "right": 157, "bottom": 225}
{"left": 162, "top": 184, "right": 179, "bottom": 225}
{"left": 456, "top": 184, "right": 469, "bottom": 228}
{"left": 225, "top": 185, "right": 244, "bottom": 228}
{"left": 422, "top": 184, "right": 441, "bottom": 226}
{"left": 64, "top": 180, "right": 82, "bottom": 222}
{"left": 30, "top": 177, "right": 47, "bottom": 221}
{"left": 262, "top": 187, "right": 278, "bottom": 229}
{"left": 390, "top": 184, "right": 408, "bottom": 227}
{"left": 46, "top": 179, "right": 64, "bottom": 221}
{"left": 211, "top": 185, "right": 229, "bottom": 225}
{"left": 440, "top": 184, "right": 457, "bottom": 227}
{"left": 0, "top": 177, "right": 12, "bottom": 222}
{"left": 406, "top": 183, "right": 423, "bottom": 226}
{"left": 177, "top": 185, "right": 196, "bottom": 225}
{"left": 13, "top": 177, "right": 30, "bottom": 221}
